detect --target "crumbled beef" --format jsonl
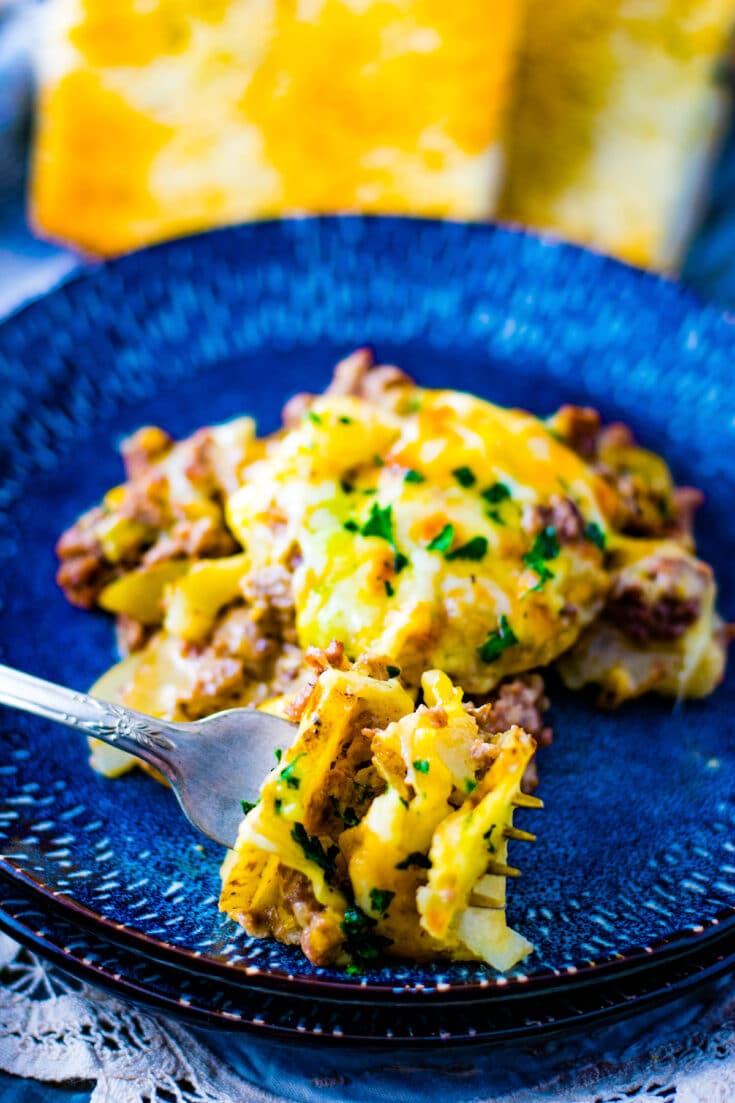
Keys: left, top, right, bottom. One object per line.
{"left": 550, "top": 405, "right": 602, "bottom": 461}
{"left": 211, "top": 606, "right": 279, "bottom": 679}
{"left": 241, "top": 565, "right": 297, "bottom": 640}
{"left": 465, "top": 673, "right": 552, "bottom": 793}
{"left": 179, "top": 654, "right": 245, "bottom": 719}
{"left": 522, "top": 496, "right": 585, "bottom": 543}
{"left": 121, "top": 426, "right": 173, "bottom": 479}
{"left": 281, "top": 348, "right": 413, "bottom": 428}
{"left": 115, "top": 614, "right": 151, "bottom": 655}
{"left": 604, "top": 555, "right": 710, "bottom": 644}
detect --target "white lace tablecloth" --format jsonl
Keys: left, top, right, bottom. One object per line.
{"left": 2, "top": 932, "right": 735, "bottom": 1103}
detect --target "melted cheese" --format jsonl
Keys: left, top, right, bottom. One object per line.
{"left": 227, "top": 388, "right": 612, "bottom": 692}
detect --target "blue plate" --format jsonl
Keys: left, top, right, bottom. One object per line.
{"left": 0, "top": 217, "right": 734, "bottom": 1002}
{"left": 2, "top": 870, "right": 735, "bottom": 1044}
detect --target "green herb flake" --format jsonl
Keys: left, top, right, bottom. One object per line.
{"left": 291, "top": 822, "right": 339, "bottom": 884}
{"left": 452, "top": 465, "right": 476, "bottom": 488}
{"left": 404, "top": 469, "right": 426, "bottom": 484}
{"left": 398, "top": 796, "right": 409, "bottom": 809}
{"left": 340, "top": 479, "right": 354, "bottom": 494}
{"left": 339, "top": 415, "right": 353, "bottom": 425}
{"left": 482, "top": 482, "right": 511, "bottom": 504}
{"left": 395, "top": 851, "right": 432, "bottom": 871}
{"left": 240, "top": 799, "right": 258, "bottom": 815}
{"left": 484, "top": 824, "right": 497, "bottom": 854}
{"left": 478, "top": 615, "right": 519, "bottom": 663}
{"left": 522, "top": 526, "right": 560, "bottom": 590}
{"left": 584, "top": 521, "right": 606, "bottom": 550}
{"left": 340, "top": 905, "right": 393, "bottom": 963}
{"left": 279, "top": 752, "right": 306, "bottom": 790}
{"left": 274, "top": 748, "right": 283, "bottom": 764}
{"left": 307, "top": 411, "right": 322, "bottom": 425}
{"left": 427, "top": 523, "right": 455, "bottom": 554}
{"left": 330, "top": 797, "right": 359, "bottom": 828}
{"left": 369, "top": 888, "right": 396, "bottom": 916}
{"left": 486, "top": 509, "right": 505, "bottom": 525}
{"left": 274, "top": 798, "right": 282, "bottom": 815}
{"left": 361, "top": 502, "right": 395, "bottom": 544}
{"left": 445, "top": 535, "right": 488, "bottom": 562}
{"left": 384, "top": 580, "right": 395, "bottom": 598}
{"left": 393, "top": 551, "right": 410, "bottom": 573}
{"left": 386, "top": 664, "right": 401, "bottom": 678}
{"left": 412, "top": 759, "right": 430, "bottom": 774}
{"left": 343, "top": 519, "right": 359, "bottom": 532}
{"left": 373, "top": 454, "right": 386, "bottom": 468}
{"left": 464, "top": 778, "right": 477, "bottom": 794}
{"left": 345, "top": 963, "right": 364, "bottom": 976}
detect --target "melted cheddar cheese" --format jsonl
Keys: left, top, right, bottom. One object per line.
{"left": 226, "top": 388, "right": 612, "bottom": 691}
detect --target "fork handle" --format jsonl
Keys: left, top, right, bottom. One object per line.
{"left": 0, "top": 662, "right": 178, "bottom": 777}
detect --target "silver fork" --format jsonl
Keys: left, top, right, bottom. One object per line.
{"left": 0, "top": 663, "right": 295, "bottom": 849}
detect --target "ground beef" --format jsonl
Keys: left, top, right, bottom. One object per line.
{"left": 465, "top": 673, "right": 552, "bottom": 793}
{"left": 604, "top": 554, "right": 710, "bottom": 644}
{"left": 550, "top": 405, "right": 602, "bottom": 461}
{"left": 522, "top": 496, "right": 585, "bottom": 544}
{"left": 120, "top": 426, "right": 173, "bottom": 479}
{"left": 281, "top": 348, "right": 413, "bottom": 427}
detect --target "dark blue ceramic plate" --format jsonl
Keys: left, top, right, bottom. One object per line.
{"left": 2, "top": 870, "right": 735, "bottom": 1044}
{"left": 0, "top": 217, "right": 734, "bottom": 1003}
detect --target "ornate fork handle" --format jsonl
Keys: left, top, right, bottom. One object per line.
{"left": 0, "top": 662, "right": 178, "bottom": 777}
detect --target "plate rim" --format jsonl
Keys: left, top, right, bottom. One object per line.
{"left": 2, "top": 869, "right": 735, "bottom": 1046}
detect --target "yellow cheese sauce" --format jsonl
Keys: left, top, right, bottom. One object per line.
{"left": 227, "top": 388, "right": 613, "bottom": 692}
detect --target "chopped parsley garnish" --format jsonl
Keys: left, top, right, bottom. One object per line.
{"left": 412, "top": 759, "right": 430, "bottom": 774}
{"left": 445, "top": 535, "right": 488, "bottom": 562}
{"left": 340, "top": 479, "right": 354, "bottom": 494}
{"left": 339, "top": 416, "right": 353, "bottom": 425}
{"left": 274, "top": 748, "right": 283, "bottom": 763}
{"left": 482, "top": 482, "right": 511, "bottom": 504}
{"left": 386, "top": 664, "right": 401, "bottom": 678}
{"left": 427, "top": 523, "right": 455, "bottom": 553}
{"left": 340, "top": 905, "right": 393, "bottom": 963}
{"left": 404, "top": 468, "right": 426, "bottom": 484}
{"left": 362, "top": 501, "right": 395, "bottom": 543}
{"left": 361, "top": 502, "right": 410, "bottom": 573}
{"left": 291, "top": 823, "right": 339, "bottom": 884}
{"left": 384, "top": 580, "right": 395, "bottom": 597}
{"left": 274, "top": 798, "right": 282, "bottom": 815}
{"left": 307, "top": 411, "right": 322, "bottom": 425}
{"left": 522, "top": 526, "right": 560, "bottom": 590}
{"left": 330, "top": 797, "right": 360, "bottom": 828}
{"left": 369, "top": 888, "right": 395, "bottom": 916}
{"left": 483, "top": 824, "right": 497, "bottom": 854}
{"left": 240, "top": 799, "right": 258, "bottom": 815}
{"left": 486, "top": 509, "right": 505, "bottom": 525}
{"left": 395, "top": 851, "right": 432, "bottom": 871}
{"left": 464, "top": 778, "right": 477, "bottom": 794}
{"left": 279, "top": 752, "right": 306, "bottom": 789}
{"left": 452, "top": 465, "right": 476, "bottom": 488}
{"left": 394, "top": 551, "right": 410, "bottom": 573}
{"left": 398, "top": 795, "right": 409, "bottom": 809}
{"left": 584, "top": 521, "right": 606, "bottom": 550}
{"left": 373, "top": 454, "right": 386, "bottom": 467}
{"left": 478, "top": 615, "right": 519, "bottom": 663}
{"left": 343, "top": 519, "right": 359, "bottom": 532}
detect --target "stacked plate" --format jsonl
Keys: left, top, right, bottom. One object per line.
{"left": 1, "top": 218, "right": 734, "bottom": 1045}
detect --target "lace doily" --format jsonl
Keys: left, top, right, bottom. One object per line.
{"left": 1, "top": 931, "right": 735, "bottom": 1103}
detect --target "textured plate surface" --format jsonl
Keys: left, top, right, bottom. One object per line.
{"left": 3, "top": 871, "right": 735, "bottom": 1045}
{"left": 0, "top": 217, "right": 734, "bottom": 1001}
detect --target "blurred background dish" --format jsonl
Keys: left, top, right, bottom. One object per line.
{"left": 14, "top": 0, "right": 735, "bottom": 272}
